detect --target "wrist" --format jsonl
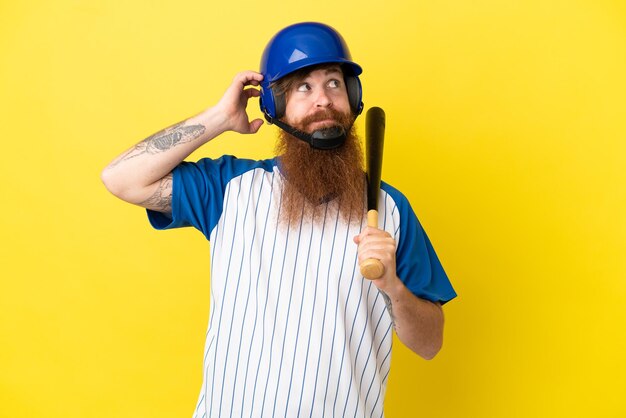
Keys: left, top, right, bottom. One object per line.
{"left": 194, "top": 106, "right": 230, "bottom": 139}
{"left": 376, "top": 275, "right": 405, "bottom": 299}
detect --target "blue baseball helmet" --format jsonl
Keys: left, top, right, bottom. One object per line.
{"left": 259, "top": 22, "right": 364, "bottom": 121}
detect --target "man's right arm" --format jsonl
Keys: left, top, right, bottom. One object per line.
{"left": 100, "top": 71, "right": 265, "bottom": 214}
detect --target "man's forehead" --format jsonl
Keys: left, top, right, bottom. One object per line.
{"left": 301, "top": 64, "right": 343, "bottom": 79}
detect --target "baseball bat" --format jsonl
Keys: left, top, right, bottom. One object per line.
{"left": 360, "top": 107, "right": 386, "bottom": 280}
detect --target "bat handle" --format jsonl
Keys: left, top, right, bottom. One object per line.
{"left": 360, "top": 210, "right": 385, "bottom": 280}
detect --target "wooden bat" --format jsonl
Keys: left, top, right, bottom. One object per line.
{"left": 360, "top": 107, "right": 386, "bottom": 280}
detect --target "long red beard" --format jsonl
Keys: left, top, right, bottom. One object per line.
{"left": 275, "top": 110, "right": 366, "bottom": 227}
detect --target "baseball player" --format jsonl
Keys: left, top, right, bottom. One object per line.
{"left": 102, "top": 22, "right": 456, "bottom": 418}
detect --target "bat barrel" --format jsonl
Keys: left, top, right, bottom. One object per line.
{"left": 365, "top": 107, "right": 386, "bottom": 212}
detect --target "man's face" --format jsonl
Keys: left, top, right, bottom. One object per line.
{"left": 283, "top": 66, "right": 352, "bottom": 132}
{"left": 275, "top": 64, "right": 364, "bottom": 227}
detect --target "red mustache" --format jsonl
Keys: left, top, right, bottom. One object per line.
{"left": 298, "top": 108, "right": 351, "bottom": 131}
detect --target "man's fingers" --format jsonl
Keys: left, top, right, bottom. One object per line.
{"left": 245, "top": 88, "right": 261, "bottom": 98}
{"left": 358, "top": 239, "right": 395, "bottom": 255}
{"left": 355, "top": 229, "right": 396, "bottom": 263}
{"left": 248, "top": 118, "right": 264, "bottom": 133}
{"left": 356, "top": 226, "right": 392, "bottom": 241}
{"left": 234, "top": 70, "right": 264, "bottom": 87}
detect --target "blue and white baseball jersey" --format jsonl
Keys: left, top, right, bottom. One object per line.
{"left": 148, "top": 156, "right": 456, "bottom": 418}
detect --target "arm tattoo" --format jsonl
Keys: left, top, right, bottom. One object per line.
{"left": 142, "top": 122, "right": 205, "bottom": 153}
{"left": 381, "top": 291, "right": 396, "bottom": 328}
{"left": 109, "top": 121, "right": 206, "bottom": 167}
{"left": 140, "top": 174, "right": 173, "bottom": 212}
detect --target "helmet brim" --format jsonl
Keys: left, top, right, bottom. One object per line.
{"left": 266, "top": 58, "right": 362, "bottom": 83}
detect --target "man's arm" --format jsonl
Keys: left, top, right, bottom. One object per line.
{"left": 354, "top": 227, "right": 445, "bottom": 360}
{"left": 101, "top": 71, "right": 265, "bottom": 213}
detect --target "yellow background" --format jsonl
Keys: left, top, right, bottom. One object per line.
{"left": 1, "top": 0, "right": 625, "bottom": 417}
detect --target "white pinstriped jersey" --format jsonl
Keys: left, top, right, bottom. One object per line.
{"left": 148, "top": 156, "right": 456, "bottom": 418}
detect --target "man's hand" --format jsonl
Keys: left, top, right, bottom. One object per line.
{"left": 353, "top": 226, "right": 401, "bottom": 292}
{"left": 215, "top": 71, "right": 265, "bottom": 134}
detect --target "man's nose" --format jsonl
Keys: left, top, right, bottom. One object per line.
{"left": 314, "top": 88, "right": 333, "bottom": 108}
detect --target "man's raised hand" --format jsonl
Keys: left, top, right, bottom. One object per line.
{"left": 216, "top": 71, "right": 265, "bottom": 134}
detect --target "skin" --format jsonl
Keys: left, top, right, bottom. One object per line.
{"left": 102, "top": 69, "right": 445, "bottom": 360}
{"left": 283, "top": 66, "right": 352, "bottom": 131}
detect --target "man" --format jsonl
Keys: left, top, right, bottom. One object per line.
{"left": 102, "top": 22, "right": 456, "bottom": 418}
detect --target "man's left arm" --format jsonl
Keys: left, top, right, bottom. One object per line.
{"left": 354, "top": 227, "right": 445, "bottom": 360}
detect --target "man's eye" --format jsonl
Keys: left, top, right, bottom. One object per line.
{"left": 297, "top": 83, "right": 311, "bottom": 92}
{"left": 328, "top": 79, "right": 341, "bottom": 88}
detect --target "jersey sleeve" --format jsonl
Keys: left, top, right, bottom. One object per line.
{"left": 146, "top": 156, "right": 270, "bottom": 240}
{"left": 382, "top": 183, "right": 457, "bottom": 305}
